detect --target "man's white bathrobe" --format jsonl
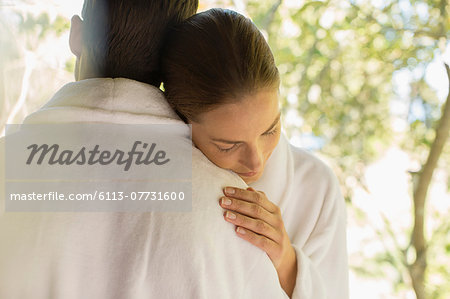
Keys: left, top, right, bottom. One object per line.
{"left": 0, "top": 78, "right": 348, "bottom": 298}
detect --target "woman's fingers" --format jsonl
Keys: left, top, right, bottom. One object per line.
{"left": 219, "top": 196, "right": 281, "bottom": 228}
{"left": 234, "top": 225, "right": 280, "bottom": 258}
{"left": 223, "top": 187, "right": 279, "bottom": 214}
{"left": 219, "top": 186, "right": 294, "bottom": 272}
{"left": 222, "top": 209, "right": 282, "bottom": 243}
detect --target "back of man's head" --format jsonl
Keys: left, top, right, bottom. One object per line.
{"left": 79, "top": 0, "right": 198, "bottom": 87}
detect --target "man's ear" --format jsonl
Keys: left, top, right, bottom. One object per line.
{"left": 69, "top": 15, "right": 83, "bottom": 57}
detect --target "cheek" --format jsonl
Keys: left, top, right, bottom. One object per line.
{"left": 264, "top": 131, "right": 281, "bottom": 158}
{"left": 206, "top": 150, "right": 236, "bottom": 169}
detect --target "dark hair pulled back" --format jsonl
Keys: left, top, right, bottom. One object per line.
{"left": 161, "top": 8, "right": 280, "bottom": 122}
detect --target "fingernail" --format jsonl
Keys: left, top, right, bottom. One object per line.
{"left": 226, "top": 211, "right": 236, "bottom": 220}
{"left": 221, "top": 197, "right": 232, "bottom": 205}
{"left": 225, "top": 187, "right": 235, "bottom": 195}
{"left": 237, "top": 227, "right": 245, "bottom": 234}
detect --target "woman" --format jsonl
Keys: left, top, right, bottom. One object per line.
{"left": 161, "top": 8, "right": 348, "bottom": 299}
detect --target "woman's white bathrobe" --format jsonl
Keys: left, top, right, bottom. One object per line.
{"left": 0, "top": 78, "right": 348, "bottom": 299}
{"left": 250, "top": 130, "right": 349, "bottom": 299}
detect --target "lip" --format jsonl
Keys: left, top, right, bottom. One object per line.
{"left": 237, "top": 171, "right": 258, "bottom": 177}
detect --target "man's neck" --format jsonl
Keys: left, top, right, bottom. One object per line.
{"left": 75, "top": 54, "right": 101, "bottom": 81}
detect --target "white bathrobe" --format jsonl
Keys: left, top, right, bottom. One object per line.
{"left": 0, "top": 78, "right": 348, "bottom": 298}
{"left": 250, "top": 129, "right": 349, "bottom": 299}
{"left": 0, "top": 78, "right": 288, "bottom": 299}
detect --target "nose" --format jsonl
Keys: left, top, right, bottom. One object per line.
{"left": 240, "top": 144, "right": 263, "bottom": 172}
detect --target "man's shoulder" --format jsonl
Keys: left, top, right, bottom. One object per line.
{"left": 192, "top": 146, "right": 247, "bottom": 191}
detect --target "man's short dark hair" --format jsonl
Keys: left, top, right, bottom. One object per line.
{"left": 81, "top": 0, "right": 198, "bottom": 87}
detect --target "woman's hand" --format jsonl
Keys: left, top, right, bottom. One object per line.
{"left": 219, "top": 186, "right": 298, "bottom": 297}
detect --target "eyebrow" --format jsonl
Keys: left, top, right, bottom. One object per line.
{"left": 211, "top": 112, "right": 281, "bottom": 144}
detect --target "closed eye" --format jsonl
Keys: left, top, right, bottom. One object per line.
{"left": 262, "top": 127, "right": 278, "bottom": 136}
{"left": 216, "top": 143, "right": 241, "bottom": 152}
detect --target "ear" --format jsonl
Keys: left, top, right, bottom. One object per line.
{"left": 69, "top": 15, "right": 83, "bottom": 57}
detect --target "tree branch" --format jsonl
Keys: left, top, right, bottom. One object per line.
{"left": 260, "top": 0, "right": 283, "bottom": 33}
{"left": 409, "top": 63, "right": 450, "bottom": 299}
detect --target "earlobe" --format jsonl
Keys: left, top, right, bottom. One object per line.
{"left": 69, "top": 15, "right": 83, "bottom": 57}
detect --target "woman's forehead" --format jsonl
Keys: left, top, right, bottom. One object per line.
{"left": 195, "top": 90, "right": 280, "bottom": 138}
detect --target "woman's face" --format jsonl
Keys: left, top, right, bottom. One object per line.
{"left": 190, "top": 89, "right": 281, "bottom": 184}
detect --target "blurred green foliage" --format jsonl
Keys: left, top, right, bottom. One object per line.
{"left": 244, "top": 0, "right": 450, "bottom": 201}
{"left": 239, "top": 0, "right": 449, "bottom": 297}
{"left": 0, "top": 7, "right": 71, "bottom": 131}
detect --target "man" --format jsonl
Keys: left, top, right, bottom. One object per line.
{"left": 0, "top": 1, "right": 287, "bottom": 298}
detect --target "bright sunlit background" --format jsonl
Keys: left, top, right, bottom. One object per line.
{"left": 1, "top": 1, "right": 449, "bottom": 298}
